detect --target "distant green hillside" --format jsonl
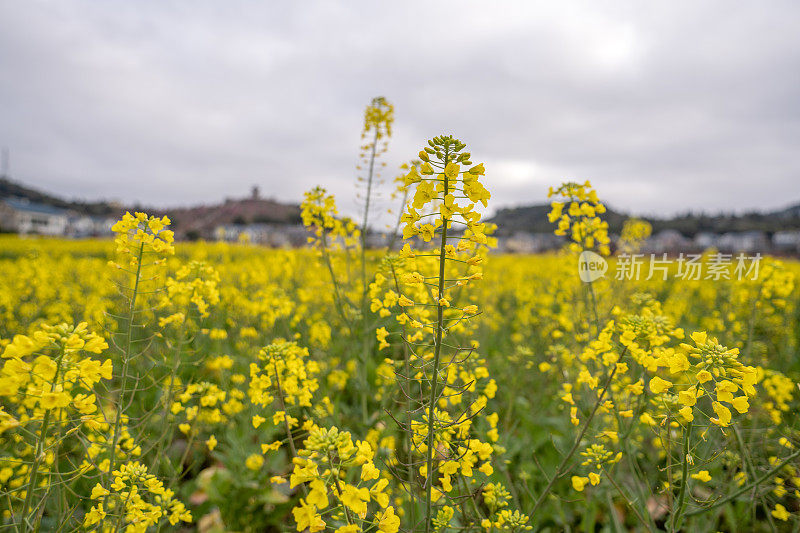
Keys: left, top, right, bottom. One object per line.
{"left": 489, "top": 204, "right": 629, "bottom": 235}
{"left": 488, "top": 202, "right": 800, "bottom": 237}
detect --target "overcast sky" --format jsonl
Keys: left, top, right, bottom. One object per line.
{"left": 1, "top": 1, "right": 799, "bottom": 221}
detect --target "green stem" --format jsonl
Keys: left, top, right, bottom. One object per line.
{"left": 745, "top": 284, "right": 762, "bottom": 360}
{"left": 169, "top": 433, "right": 195, "bottom": 489}
{"left": 587, "top": 279, "right": 601, "bottom": 336}
{"left": 685, "top": 448, "right": 800, "bottom": 517}
{"left": 606, "top": 492, "right": 624, "bottom": 533}
{"left": 271, "top": 359, "right": 308, "bottom": 495}
{"left": 33, "top": 406, "right": 67, "bottom": 533}
{"left": 19, "top": 410, "right": 51, "bottom": 532}
{"left": 670, "top": 422, "right": 692, "bottom": 532}
{"left": 389, "top": 261, "right": 416, "bottom": 526}
{"left": 358, "top": 127, "right": 380, "bottom": 421}
{"left": 527, "top": 354, "right": 622, "bottom": 522}
{"left": 19, "top": 348, "right": 66, "bottom": 531}
{"left": 733, "top": 426, "right": 777, "bottom": 533}
{"left": 112, "top": 484, "right": 136, "bottom": 533}
{"left": 149, "top": 312, "right": 189, "bottom": 473}
{"left": 423, "top": 146, "right": 450, "bottom": 533}
{"left": 102, "top": 242, "right": 145, "bottom": 531}
{"left": 273, "top": 360, "right": 299, "bottom": 460}
{"left": 328, "top": 451, "right": 354, "bottom": 526}
{"left": 387, "top": 187, "right": 410, "bottom": 252}
{"left": 320, "top": 233, "right": 353, "bottom": 330}
{"left": 602, "top": 466, "right": 653, "bottom": 532}
{"left": 360, "top": 127, "right": 379, "bottom": 270}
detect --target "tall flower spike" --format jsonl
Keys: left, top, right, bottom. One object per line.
{"left": 385, "top": 135, "right": 500, "bottom": 532}
{"left": 356, "top": 97, "right": 394, "bottom": 241}
{"left": 356, "top": 96, "right": 394, "bottom": 283}
{"left": 361, "top": 96, "right": 394, "bottom": 141}
{"left": 105, "top": 210, "right": 174, "bottom": 494}
{"left": 110, "top": 211, "right": 175, "bottom": 269}
{"left": 356, "top": 96, "right": 395, "bottom": 419}
{"left": 547, "top": 181, "right": 610, "bottom": 256}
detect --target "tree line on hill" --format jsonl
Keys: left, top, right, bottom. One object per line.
{"left": 488, "top": 202, "right": 800, "bottom": 237}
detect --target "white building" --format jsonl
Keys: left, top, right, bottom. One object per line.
{"left": 773, "top": 231, "right": 800, "bottom": 253}
{"left": 497, "top": 232, "right": 563, "bottom": 253}
{"left": 0, "top": 198, "right": 69, "bottom": 235}
{"left": 213, "top": 223, "right": 310, "bottom": 247}
{"left": 67, "top": 214, "right": 115, "bottom": 237}
{"left": 693, "top": 232, "right": 719, "bottom": 250}
{"left": 642, "top": 229, "right": 691, "bottom": 253}
{"left": 717, "top": 231, "right": 770, "bottom": 253}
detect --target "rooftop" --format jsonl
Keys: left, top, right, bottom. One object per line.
{"left": 3, "top": 197, "right": 68, "bottom": 216}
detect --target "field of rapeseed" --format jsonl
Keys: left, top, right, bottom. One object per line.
{"left": 1, "top": 101, "right": 799, "bottom": 532}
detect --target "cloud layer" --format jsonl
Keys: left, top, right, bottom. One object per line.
{"left": 1, "top": 1, "right": 799, "bottom": 219}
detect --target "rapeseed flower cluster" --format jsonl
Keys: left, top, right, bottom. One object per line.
{"left": 548, "top": 181, "right": 610, "bottom": 255}
{"left": 159, "top": 261, "right": 221, "bottom": 323}
{"left": 645, "top": 331, "right": 758, "bottom": 427}
{"left": 170, "top": 381, "right": 244, "bottom": 437}
{"left": 288, "top": 426, "right": 398, "bottom": 532}
{"left": 0, "top": 323, "right": 113, "bottom": 522}
{"left": 85, "top": 461, "right": 191, "bottom": 530}
{"left": 302, "top": 187, "right": 361, "bottom": 251}
{"left": 248, "top": 339, "right": 321, "bottom": 411}
{"left": 109, "top": 211, "right": 175, "bottom": 269}
{"left": 618, "top": 218, "right": 652, "bottom": 254}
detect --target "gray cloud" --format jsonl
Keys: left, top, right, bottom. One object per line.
{"left": 1, "top": 1, "right": 799, "bottom": 221}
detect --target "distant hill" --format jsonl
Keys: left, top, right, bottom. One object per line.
{"left": 488, "top": 202, "right": 800, "bottom": 237}
{"left": 0, "top": 176, "right": 301, "bottom": 238}
{"left": 0, "top": 176, "right": 120, "bottom": 216}
{"left": 150, "top": 198, "right": 302, "bottom": 239}
{"left": 489, "top": 204, "right": 629, "bottom": 235}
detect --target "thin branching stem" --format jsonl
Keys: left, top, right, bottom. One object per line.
{"left": 685, "top": 448, "right": 800, "bottom": 517}
{"left": 18, "top": 347, "right": 66, "bottom": 532}
{"left": 527, "top": 349, "right": 625, "bottom": 522}
{"left": 669, "top": 422, "right": 692, "bottom": 532}
{"left": 105, "top": 243, "right": 145, "bottom": 496}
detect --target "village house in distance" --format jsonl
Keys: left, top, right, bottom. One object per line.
{"left": 0, "top": 197, "right": 115, "bottom": 237}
